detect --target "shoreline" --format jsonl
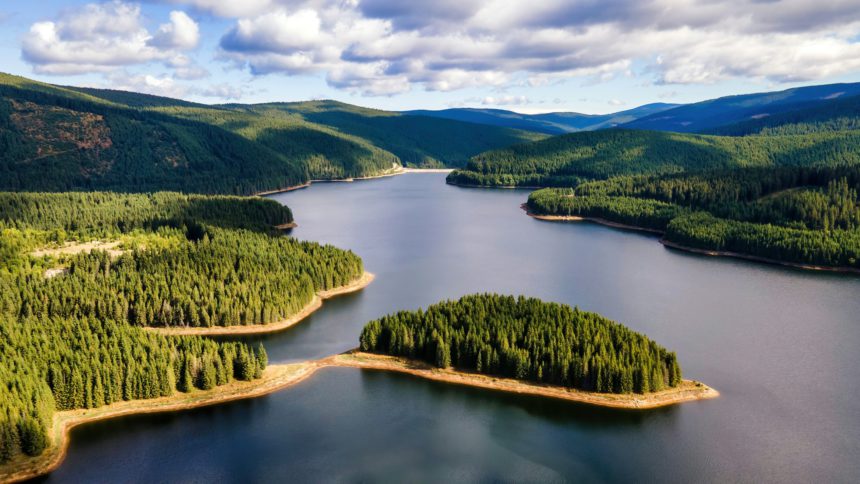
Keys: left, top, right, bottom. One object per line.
{"left": 659, "top": 240, "right": 860, "bottom": 274}
{"left": 446, "top": 180, "right": 543, "bottom": 190}
{"left": 1, "top": 350, "right": 717, "bottom": 482}
{"left": 0, "top": 362, "right": 322, "bottom": 484}
{"left": 145, "top": 272, "right": 375, "bottom": 336}
{"left": 330, "top": 352, "right": 719, "bottom": 410}
{"left": 522, "top": 205, "right": 860, "bottom": 275}
{"left": 254, "top": 166, "right": 456, "bottom": 197}
{"left": 253, "top": 164, "right": 406, "bottom": 197}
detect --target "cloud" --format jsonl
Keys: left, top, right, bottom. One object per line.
{"left": 22, "top": 1, "right": 200, "bottom": 75}
{"left": 106, "top": 71, "right": 189, "bottom": 97}
{"left": 482, "top": 95, "right": 529, "bottom": 106}
{"left": 608, "top": 99, "right": 625, "bottom": 106}
{"left": 150, "top": 10, "right": 200, "bottom": 50}
{"left": 209, "top": 0, "right": 860, "bottom": 95}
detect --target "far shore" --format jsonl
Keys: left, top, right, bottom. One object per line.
{"left": 522, "top": 205, "right": 860, "bottom": 275}
{"left": 254, "top": 165, "right": 455, "bottom": 197}
{"left": 145, "top": 272, "right": 375, "bottom": 336}
{"left": 1, "top": 349, "right": 717, "bottom": 482}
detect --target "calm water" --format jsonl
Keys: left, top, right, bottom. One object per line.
{"left": 41, "top": 174, "right": 860, "bottom": 483}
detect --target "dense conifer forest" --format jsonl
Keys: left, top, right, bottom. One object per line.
{"left": 527, "top": 165, "right": 860, "bottom": 268}
{"left": 447, "top": 128, "right": 860, "bottom": 187}
{"left": 359, "top": 294, "right": 682, "bottom": 394}
{"left": 0, "top": 191, "right": 363, "bottom": 464}
{"left": 0, "top": 73, "right": 541, "bottom": 193}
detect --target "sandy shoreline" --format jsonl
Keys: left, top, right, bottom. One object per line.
{"left": 0, "top": 349, "right": 717, "bottom": 482}
{"left": 145, "top": 272, "right": 375, "bottom": 336}
{"left": 0, "top": 362, "right": 321, "bottom": 484}
{"left": 660, "top": 240, "right": 860, "bottom": 274}
{"left": 523, "top": 205, "right": 859, "bottom": 274}
{"left": 330, "top": 352, "right": 719, "bottom": 410}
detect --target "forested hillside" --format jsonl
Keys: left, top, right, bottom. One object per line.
{"left": 246, "top": 101, "right": 544, "bottom": 167}
{"left": 527, "top": 165, "right": 860, "bottom": 269}
{"left": 447, "top": 128, "right": 860, "bottom": 187}
{"left": 708, "top": 93, "right": 860, "bottom": 136}
{"left": 0, "top": 73, "right": 542, "bottom": 192}
{"left": 622, "top": 82, "right": 860, "bottom": 133}
{"left": 0, "top": 192, "right": 364, "bottom": 464}
{"left": 360, "top": 294, "right": 682, "bottom": 394}
{"left": 405, "top": 103, "right": 677, "bottom": 135}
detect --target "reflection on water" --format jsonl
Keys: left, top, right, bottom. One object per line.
{"left": 42, "top": 174, "right": 860, "bottom": 483}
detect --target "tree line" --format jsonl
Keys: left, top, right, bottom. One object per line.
{"left": 360, "top": 294, "right": 681, "bottom": 395}
{"left": 527, "top": 165, "right": 860, "bottom": 268}
{"left": 447, "top": 128, "right": 860, "bottom": 187}
{"left": 0, "top": 191, "right": 364, "bottom": 464}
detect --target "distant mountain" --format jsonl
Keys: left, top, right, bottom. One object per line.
{"left": 244, "top": 101, "right": 545, "bottom": 168}
{"left": 707, "top": 92, "right": 860, "bottom": 136}
{"left": 623, "top": 83, "right": 860, "bottom": 133}
{"left": 447, "top": 128, "right": 860, "bottom": 188}
{"left": 0, "top": 73, "right": 545, "bottom": 194}
{"left": 405, "top": 103, "right": 678, "bottom": 134}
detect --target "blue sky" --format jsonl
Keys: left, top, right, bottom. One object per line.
{"left": 3, "top": 0, "right": 860, "bottom": 114}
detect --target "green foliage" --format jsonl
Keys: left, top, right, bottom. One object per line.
{"left": 0, "top": 73, "right": 545, "bottom": 190}
{"left": 526, "top": 165, "right": 860, "bottom": 268}
{"left": 256, "top": 101, "right": 545, "bottom": 168}
{"left": 448, "top": 128, "right": 860, "bottom": 187}
{"left": 0, "top": 191, "right": 292, "bottom": 236}
{"left": 360, "top": 294, "right": 681, "bottom": 394}
{"left": 0, "top": 190, "right": 362, "bottom": 463}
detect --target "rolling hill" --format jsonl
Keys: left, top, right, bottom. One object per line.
{"left": 0, "top": 73, "right": 542, "bottom": 194}
{"left": 406, "top": 103, "right": 678, "bottom": 134}
{"left": 623, "top": 83, "right": 860, "bottom": 133}
{"left": 447, "top": 128, "right": 860, "bottom": 187}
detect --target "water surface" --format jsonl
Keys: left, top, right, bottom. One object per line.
{"left": 43, "top": 174, "right": 860, "bottom": 483}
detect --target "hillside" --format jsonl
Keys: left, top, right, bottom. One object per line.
{"left": 246, "top": 101, "right": 545, "bottom": 167}
{"left": 0, "top": 73, "right": 541, "bottom": 194}
{"left": 623, "top": 82, "right": 860, "bottom": 133}
{"left": 447, "top": 128, "right": 860, "bottom": 187}
{"left": 526, "top": 164, "right": 860, "bottom": 270}
{"left": 406, "top": 103, "right": 677, "bottom": 135}
{"left": 708, "top": 93, "right": 860, "bottom": 136}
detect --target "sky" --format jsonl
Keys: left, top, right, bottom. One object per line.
{"left": 2, "top": 0, "right": 860, "bottom": 114}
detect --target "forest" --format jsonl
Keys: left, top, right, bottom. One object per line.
{"left": 359, "top": 294, "right": 682, "bottom": 394}
{"left": 527, "top": 164, "right": 860, "bottom": 268}
{"left": 0, "top": 73, "right": 543, "bottom": 194}
{"left": 447, "top": 128, "right": 860, "bottom": 187}
{"left": 0, "top": 191, "right": 363, "bottom": 464}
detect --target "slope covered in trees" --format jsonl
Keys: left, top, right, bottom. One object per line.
{"left": 447, "top": 128, "right": 860, "bottom": 187}
{"left": 0, "top": 191, "right": 363, "bottom": 464}
{"left": 246, "top": 101, "right": 545, "bottom": 168}
{"left": 527, "top": 165, "right": 860, "bottom": 269}
{"left": 622, "top": 82, "right": 860, "bottom": 133}
{"left": 708, "top": 93, "right": 860, "bottom": 136}
{"left": 359, "top": 294, "right": 682, "bottom": 394}
{"left": 0, "top": 73, "right": 544, "bottom": 192}
{"left": 405, "top": 103, "right": 678, "bottom": 135}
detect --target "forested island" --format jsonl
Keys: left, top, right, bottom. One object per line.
{"left": 526, "top": 165, "right": 860, "bottom": 271}
{"left": 356, "top": 294, "right": 714, "bottom": 401}
{"left": 0, "top": 191, "right": 371, "bottom": 478}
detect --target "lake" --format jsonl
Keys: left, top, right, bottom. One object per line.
{"left": 40, "top": 173, "right": 860, "bottom": 483}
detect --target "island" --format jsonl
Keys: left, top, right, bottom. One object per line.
{"left": 354, "top": 294, "right": 717, "bottom": 403}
